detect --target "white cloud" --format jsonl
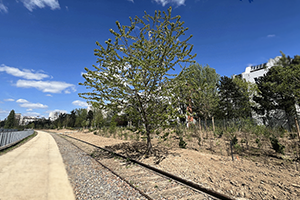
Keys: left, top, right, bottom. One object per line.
{"left": 26, "top": 108, "right": 33, "bottom": 111}
{"left": 267, "top": 34, "right": 275, "bottom": 38}
{"left": 19, "top": 102, "right": 48, "bottom": 109}
{"left": 16, "top": 99, "right": 48, "bottom": 109}
{"left": 0, "top": 1, "right": 8, "bottom": 13}
{"left": 24, "top": 112, "right": 41, "bottom": 117}
{"left": 20, "top": 0, "right": 60, "bottom": 12}
{"left": 0, "top": 64, "right": 49, "bottom": 80}
{"left": 72, "top": 100, "right": 88, "bottom": 107}
{"left": 127, "top": 0, "right": 134, "bottom": 2}
{"left": 16, "top": 80, "right": 76, "bottom": 93}
{"left": 4, "top": 98, "right": 14, "bottom": 102}
{"left": 16, "top": 99, "right": 29, "bottom": 103}
{"left": 0, "top": 108, "right": 9, "bottom": 120}
{"left": 0, "top": 108, "right": 8, "bottom": 114}
{"left": 153, "top": 0, "right": 185, "bottom": 6}
{"left": 46, "top": 94, "right": 52, "bottom": 97}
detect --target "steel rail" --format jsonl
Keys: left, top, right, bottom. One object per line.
{"left": 63, "top": 134, "right": 235, "bottom": 200}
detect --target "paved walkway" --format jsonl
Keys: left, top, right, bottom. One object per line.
{"left": 0, "top": 131, "right": 75, "bottom": 200}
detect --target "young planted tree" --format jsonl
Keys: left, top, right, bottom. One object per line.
{"left": 79, "top": 7, "right": 196, "bottom": 154}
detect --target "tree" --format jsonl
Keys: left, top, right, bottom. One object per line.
{"left": 79, "top": 7, "right": 196, "bottom": 154}
{"left": 4, "top": 110, "right": 16, "bottom": 129}
{"left": 92, "top": 108, "right": 104, "bottom": 128}
{"left": 253, "top": 52, "right": 300, "bottom": 130}
{"left": 178, "top": 63, "right": 220, "bottom": 123}
{"left": 0, "top": 119, "right": 5, "bottom": 128}
{"left": 68, "top": 110, "right": 76, "bottom": 127}
{"left": 217, "top": 76, "right": 252, "bottom": 120}
{"left": 74, "top": 108, "right": 87, "bottom": 128}
{"left": 86, "top": 110, "right": 94, "bottom": 127}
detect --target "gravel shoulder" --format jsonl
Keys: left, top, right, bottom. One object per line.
{"left": 50, "top": 133, "right": 148, "bottom": 200}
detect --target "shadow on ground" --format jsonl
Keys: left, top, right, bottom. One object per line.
{"left": 92, "top": 141, "right": 180, "bottom": 164}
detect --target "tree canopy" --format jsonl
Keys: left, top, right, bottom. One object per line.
{"left": 177, "top": 63, "right": 220, "bottom": 122}
{"left": 4, "top": 110, "right": 16, "bottom": 129}
{"left": 253, "top": 52, "right": 300, "bottom": 130}
{"left": 79, "top": 7, "right": 196, "bottom": 154}
{"left": 217, "top": 76, "right": 252, "bottom": 120}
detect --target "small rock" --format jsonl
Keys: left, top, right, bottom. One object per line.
{"left": 291, "top": 184, "right": 300, "bottom": 188}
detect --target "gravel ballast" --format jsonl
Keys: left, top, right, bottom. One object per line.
{"left": 51, "top": 133, "right": 148, "bottom": 200}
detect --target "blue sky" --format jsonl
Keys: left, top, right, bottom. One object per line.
{"left": 0, "top": 0, "right": 299, "bottom": 120}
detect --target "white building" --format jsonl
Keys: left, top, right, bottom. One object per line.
{"left": 240, "top": 56, "right": 281, "bottom": 83}
{"left": 239, "top": 56, "right": 299, "bottom": 129}
{"left": 20, "top": 116, "right": 38, "bottom": 125}
{"left": 49, "top": 110, "right": 66, "bottom": 121}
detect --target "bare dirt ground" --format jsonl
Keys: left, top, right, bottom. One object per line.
{"left": 47, "top": 128, "right": 300, "bottom": 200}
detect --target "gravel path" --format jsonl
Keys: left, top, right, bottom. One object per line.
{"left": 51, "top": 133, "right": 148, "bottom": 200}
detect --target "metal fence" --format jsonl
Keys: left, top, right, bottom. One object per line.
{"left": 0, "top": 129, "right": 34, "bottom": 150}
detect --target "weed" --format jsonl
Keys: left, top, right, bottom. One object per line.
{"left": 179, "top": 137, "right": 187, "bottom": 148}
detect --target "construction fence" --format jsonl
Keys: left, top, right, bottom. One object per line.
{"left": 0, "top": 129, "right": 34, "bottom": 150}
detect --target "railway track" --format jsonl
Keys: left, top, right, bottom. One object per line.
{"left": 60, "top": 134, "right": 235, "bottom": 200}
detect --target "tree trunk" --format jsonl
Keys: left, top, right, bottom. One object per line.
{"left": 205, "top": 117, "right": 208, "bottom": 138}
{"left": 146, "top": 132, "right": 152, "bottom": 156}
{"left": 212, "top": 117, "right": 215, "bottom": 132}
{"left": 145, "top": 122, "right": 152, "bottom": 156}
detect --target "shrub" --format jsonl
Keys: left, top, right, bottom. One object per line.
{"left": 162, "top": 132, "right": 170, "bottom": 141}
{"left": 270, "top": 136, "right": 285, "bottom": 154}
{"left": 255, "top": 138, "right": 262, "bottom": 148}
{"left": 179, "top": 137, "right": 187, "bottom": 148}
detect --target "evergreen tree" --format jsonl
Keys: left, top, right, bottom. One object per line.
{"left": 253, "top": 52, "right": 300, "bottom": 130}
{"left": 217, "top": 76, "right": 252, "bottom": 120}
{"left": 4, "top": 110, "right": 16, "bottom": 129}
{"left": 68, "top": 110, "right": 76, "bottom": 127}
{"left": 79, "top": 7, "right": 196, "bottom": 154}
{"left": 86, "top": 110, "right": 94, "bottom": 127}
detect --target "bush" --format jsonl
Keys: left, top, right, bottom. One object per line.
{"left": 214, "top": 128, "right": 223, "bottom": 138}
{"left": 255, "top": 138, "right": 262, "bottom": 148}
{"left": 175, "top": 127, "right": 183, "bottom": 136}
{"left": 179, "top": 137, "right": 187, "bottom": 148}
{"left": 270, "top": 136, "right": 285, "bottom": 154}
{"left": 162, "top": 132, "right": 170, "bottom": 141}
{"left": 231, "top": 135, "right": 238, "bottom": 146}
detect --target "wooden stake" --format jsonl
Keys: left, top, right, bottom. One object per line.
{"left": 212, "top": 117, "right": 215, "bottom": 132}
{"left": 295, "top": 117, "right": 300, "bottom": 142}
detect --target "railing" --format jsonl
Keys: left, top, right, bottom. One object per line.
{"left": 0, "top": 130, "right": 34, "bottom": 150}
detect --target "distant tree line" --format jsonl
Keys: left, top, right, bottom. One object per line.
{"left": 179, "top": 52, "right": 300, "bottom": 132}
{"left": 1, "top": 53, "right": 299, "bottom": 133}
